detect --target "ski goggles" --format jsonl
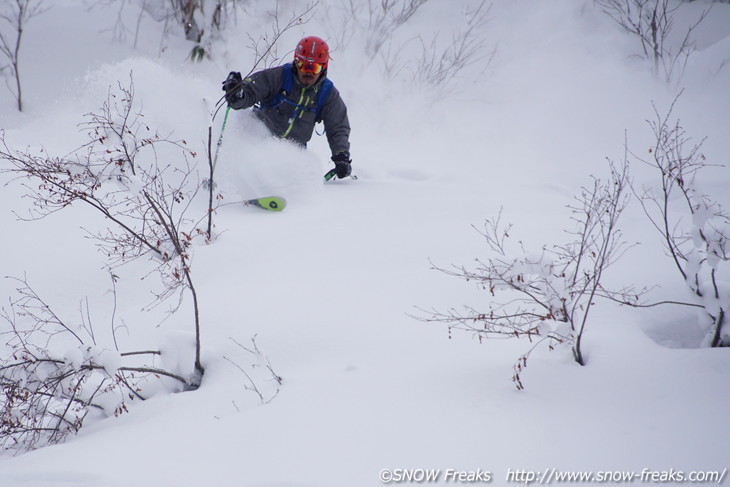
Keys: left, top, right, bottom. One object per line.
{"left": 295, "top": 59, "right": 324, "bottom": 75}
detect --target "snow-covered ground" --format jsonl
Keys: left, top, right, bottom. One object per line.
{"left": 1, "top": 1, "right": 729, "bottom": 486}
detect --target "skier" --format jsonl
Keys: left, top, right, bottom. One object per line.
{"left": 222, "top": 36, "right": 352, "bottom": 180}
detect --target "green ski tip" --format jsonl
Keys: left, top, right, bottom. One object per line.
{"left": 243, "top": 196, "right": 287, "bottom": 212}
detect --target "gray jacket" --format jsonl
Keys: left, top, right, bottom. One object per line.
{"left": 228, "top": 64, "right": 350, "bottom": 155}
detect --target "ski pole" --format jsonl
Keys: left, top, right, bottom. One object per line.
{"left": 212, "top": 106, "right": 231, "bottom": 173}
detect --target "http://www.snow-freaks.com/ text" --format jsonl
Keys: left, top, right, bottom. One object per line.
{"left": 378, "top": 467, "right": 728, "bottom": 484}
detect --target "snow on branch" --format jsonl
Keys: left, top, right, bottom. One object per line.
{"left": 629, "top": 95, "right": 729, "bottom": 347}
{"left": 0, "top": 73, "right": 283, "bottom": 453}
{"left": 0, "top": 276, "right": 185, "bottom": 453}
{"left": 0, "top": 74, "right": 207, "bottom": 397}
{"left": 417, "top": 160, "right": 633, "bottom": 389}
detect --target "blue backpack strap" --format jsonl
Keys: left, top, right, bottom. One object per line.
{"left": 260, "top": 63, "right": 294, "bottom": 110}
{"left": 315, "top": 78, "right": 333, "bottom": 121}
{"left": 280, "top": 63, "right": 294, "bottom": 95}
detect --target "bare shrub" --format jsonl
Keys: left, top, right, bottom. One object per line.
{"left": 627, "top": 97, "right": 729, "bottom": 347}
{"left": 418, "top": 161, "right": 632, "bottom": 389}
{"left": 362, "top": 0, "right": 429, "bottom": 59}
{"left": 326, "top": 0, "right": 429, "bottom": 60}
{"left": 1, "top": 73, "right": 282, "bottom": 451}
{"left": 225, "top": 336, "right": 283, "bottom": 405}
{"left": 88, "top": 0, "right": 245, "bottom": 60}
{"left": 0, "top": 0, "right": 49, "bottom": 111}
{"left": 243, "top": 1, "right": 320, "bottom": 73}
{"left": 0, "top": 276, "right": 187, "bottom": 453}
{"left": 0, "top": 75, "right": 206, "bottom": 384}
{"left": 410, "top": 0, "right": 494, "bottom": 94}
{"left": 594, "top": 0, "right": 710, "bottom": 82}
{"left": 331, "top": 0, "right": 493, "bottom": 96}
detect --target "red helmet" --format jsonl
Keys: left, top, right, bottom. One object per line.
{"left": 294, "top": 36, "right": 329, "bottom": 74}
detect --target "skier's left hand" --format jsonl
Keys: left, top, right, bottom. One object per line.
{"left": 222, "top": 71, "right": 243, "bottom": 103}
{"left": 332, "top": 151, "right": 352, "bottom": 179}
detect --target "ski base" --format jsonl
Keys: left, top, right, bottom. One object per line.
{"left": 243, "top": 196, "right": 287, "bottom": 212}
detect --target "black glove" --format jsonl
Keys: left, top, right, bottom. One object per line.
{"left": 332, "top": 151, "right": 352, "bottom": 179}
{"left": 222, "top": 71, "right": 243, "bottom": 104}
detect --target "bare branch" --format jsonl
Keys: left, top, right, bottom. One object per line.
{"left": 226, "top": 335, "right": 282, "bottom": 404}
{"left": 628, "top": 95, "right": 729, "bottom": 347}
{"left": 0, "top": 276, "right": 188, "bottom": 452}
{"left": 1, "top": 75, "right": 213, "bottom": 452}
{"left": 594, "top": 0, "right": 711, "bottom": 83}
{"left": 418, "top": 158, "right": 633, "bottom": 387}
{"left": 0, "top": 0, "right": 50, "bottom": 111}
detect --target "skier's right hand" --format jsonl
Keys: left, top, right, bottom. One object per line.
{"left": 332, "top": 151, "right": 352, "bottom": 179}
{"left": 222, "top": 71, "right": 243, "bottom": 103}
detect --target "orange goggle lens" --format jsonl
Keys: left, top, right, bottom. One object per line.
{"left": 296, "top": 59, "right": 324, "bottom": 75}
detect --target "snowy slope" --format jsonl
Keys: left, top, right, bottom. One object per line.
{"left": 1, "top": 1, "right": 730, "bottom": 486}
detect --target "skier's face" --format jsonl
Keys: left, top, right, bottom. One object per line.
{"left": 295, "top": 60, "right": 324, "bottom": 86}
